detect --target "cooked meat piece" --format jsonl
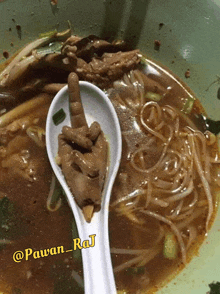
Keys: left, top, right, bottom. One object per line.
{"left": 62, "top": 126, "right": 93, "bottom": 150}
{"left": 82, "top": 205, "right": 94, "bottom": 223}
{"left": 85, "top": 50, "right": 140, "bottom": 79}
{"left": 61, "top": 35, "right": 82, "bottom": 48}
{"left": 60, "top": 34, "right": 129, "bottom": 56}
{"left": 42, "top": 83, "right": 66, "bottom": 94}
{"left": 58, "top": 132, "right": 107, "bottom": 213}
{"left": 68, "top": 72, "right": 88, "bottom": 128}
{"left": 58, "top": 134, "right": 73, "bottom": 160}
{"left": 62, "top": 122, "right": 102, "bottom": 149}
{"left": 86, "top": 130, "right": 108, "bottom": 189}
{"left": 62, "top": 35, "right": 126, "bottom": 62}
{"left": 69, "top": 49, "right": 141, "bottom": 88}
{"left": 58, "top": 73, "right": 108, "bottom": 222}
{"left": 62, "top": 44, "right": 78, "bottom": 56}
{"left": 70, "top": 150, "right": 99, "bottom": 178}
{"left": 88, "top": 121, "right": 101, "bottom": 141}
{"left": 58, "top": 140, "right": 102, "bottom": 210}
{"left": 38, "top": 45, "right": 141, "bottom": 88}
{"left": 0, "top": 34, "right": 141, "bottom": 90}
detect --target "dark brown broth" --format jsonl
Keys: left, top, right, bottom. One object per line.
{"left": 0, "top": 106, "right": 83, "bottom": 294}
{"left": 0, "top": 54, "right": 219, "bottom": 294}
{"left": 108, "top": 58, "right": 219, "bottom": 293}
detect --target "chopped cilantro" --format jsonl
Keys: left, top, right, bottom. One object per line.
{"left": 52, "top": 108, "right": 66, "bottom": 126}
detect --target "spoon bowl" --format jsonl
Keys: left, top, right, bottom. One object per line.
{"left": 46, "top": 82, "right": 122, "bottom": 294}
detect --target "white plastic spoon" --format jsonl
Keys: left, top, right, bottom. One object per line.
{"left": 46, "top": 82, "right": 122, "bottom": 294}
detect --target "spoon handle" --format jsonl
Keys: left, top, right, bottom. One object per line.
{"left": 51, "top": 168, "right": 118, "bottom": 294}
{"left": 46, "top": 80, "right": 121, "bottom": 294}
{"left": 75, "top": 208, "right": 117, "bottom": 294}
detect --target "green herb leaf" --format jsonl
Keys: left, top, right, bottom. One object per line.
{"left": 0, "top": 197, "right": 28, "bottom": 244}
{"left": 126, "top": 266, "right": 145, "bottom": 275}
{"left": 163, "top": 233, "right": 178, "bottom": 260}
{"left": 52, "top": 109, "right": 66, "bottom": 126}
{"left": 208, "top": 281, "right": 220, "bottom": 294}
{"left": 51, "top": 177, "right": 63, "bottom": 207}
{"left": 0, "top": 197, "right": 15, "bottom": 233}
{"left": 140, "top": 56, "right": 147, "bottom": 66}
{"left": 72, "top": 218, "right": 82, "bottom": 262}
{"left": 39, "top": 30, "right": 57, "bottom": 39}
{"left": 145, "top": 92, "right": 162, "bottom": 102}
{"left": 181, "top": 96, "right": 195, "bottom": 114}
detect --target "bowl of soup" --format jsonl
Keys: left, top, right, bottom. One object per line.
{"left": 0, "top": 0, "right": 220, "bottom": 293}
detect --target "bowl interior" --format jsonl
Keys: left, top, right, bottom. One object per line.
{"left": 1, "top": 0, "right": 220, "bottom": 293}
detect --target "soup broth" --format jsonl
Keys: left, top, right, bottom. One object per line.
{"left": 108, "top": 59, "right": 220, "bottom": 293}
{"left": 0, "top": 33, "right": 219, "bottom": 294}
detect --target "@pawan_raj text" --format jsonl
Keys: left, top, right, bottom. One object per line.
{"left": 12, "top": 234, "right": 96, "bottom": 263}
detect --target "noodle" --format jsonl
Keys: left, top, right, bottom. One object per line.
{"left": 113, "top": 247, "right": 161, "bottom": 273}
{"left": 109, "top": 67, "right": 219, "bottom": 289}
{"left": 140, "top": 102, "right": 166, "bottom": 142}
{"left": 166, "top": 179, "right": 194, "bottom": 202}
{"left": 188, "top": 134, "right": 213, "bottom": 231}
{"left": 1, "top": 35, "right": 219, "bottom": 293}
{"left": 46, "top": 173, "right": 62, "bottom": 212}
{"left": 140, "top": 210, "right": 187, "bottom": 264}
